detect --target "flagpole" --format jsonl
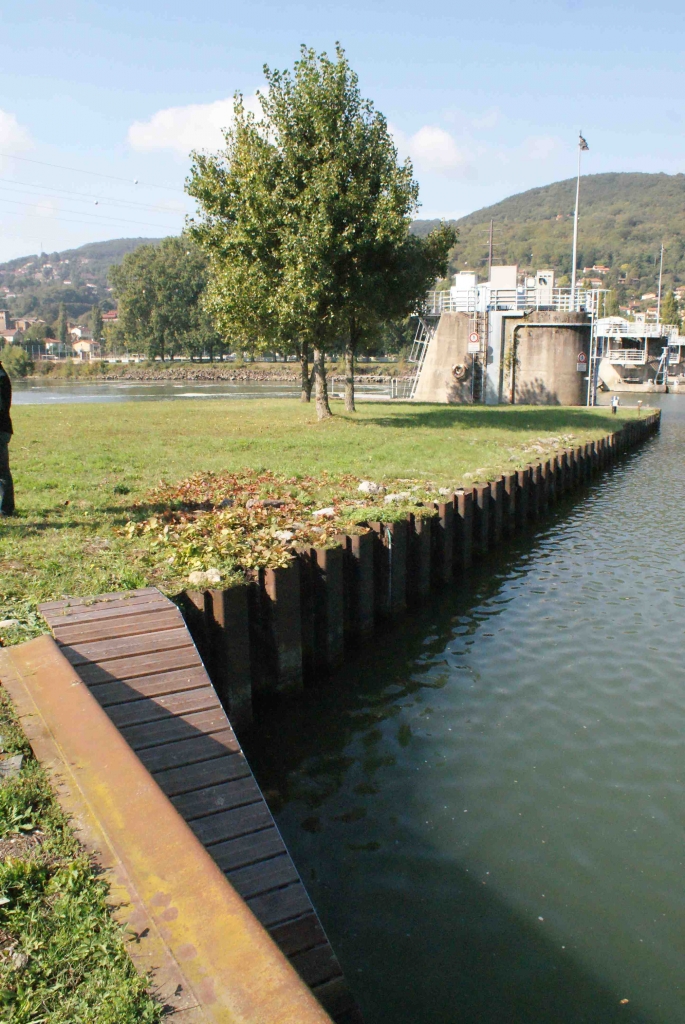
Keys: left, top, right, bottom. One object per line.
{"left": 570, "top": 134, "right": 582, "bottom": 309}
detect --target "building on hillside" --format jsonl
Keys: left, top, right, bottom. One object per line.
{"left": 72, "top": 337, "right": 101, "bottom": 360}
{"left": 102, "top": 310, "right": 119, "bottom": 323}
{"left": 13, "top": 317, "right": 44, "bottom": 331}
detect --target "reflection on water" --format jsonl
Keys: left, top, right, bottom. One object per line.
{"left": 244, "top": 394, "right": 684, "bottom": 1024}
{"left": 11, "top": 378, "right": 392, "bottom": 404}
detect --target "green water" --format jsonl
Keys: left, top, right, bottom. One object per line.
{"left": 245, "top": 397, "right": 683, "bottom": 1024}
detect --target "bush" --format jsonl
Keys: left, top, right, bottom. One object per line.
{"left": 2, "top": 346, "right": 34, "bottom": 378}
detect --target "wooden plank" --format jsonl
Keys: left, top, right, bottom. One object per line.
{"left": 312, "top": 977, "right": 362, "bottom": 1023}
{"left": 153, "top": 753, "right": 252, "bottom": 798}
{"left": 119, "top": 707, "right": 231, "bottom": 749}
{"left": 43, "top": 594, "right": 171, "bottom": 628}
{"left": 270, "top": 913, "right": 329, "bottom": 958}
{"left": 171, "top": 772, "right": 260, "bottom": 817}
{"left": 291, "top": 945, "right": 343, "bottom": 988}
{"left": 189, "top": 801, "right": 272, "bottom": 846}
{"left": 54, "top": 608, "right": 183, "bottom": 646}
{"left": 61, "top": 627, "right": 194, "bottom": 666}
{"left": 106, "top": 687, "right": 220, "bottom": 729}
{"left": 89, "top": 666, "right": 210, "bottom": 707}
{"left": 246, "top": 882, "right": 313, "bottom": 929}
{"left": 78, "top": 647, "right": 202, "bottom": 685}
{"left": 39, "top": 587, "right": 159, "bottom": 614}
{"left": 208, "top": 827, "right": 285, "bottom": 874}
{"left": 227, "top": 854, "right": 300, "bottom": 901}
{"left": 40, "top": 585, "right": 359, "bottom": 1021}
{"left": 136, "top": 729, "right": 240, "bottom": 773}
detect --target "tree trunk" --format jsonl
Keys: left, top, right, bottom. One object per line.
{"left": 313, "top": 346, "right": 332, "bottom": 420}
{"left": 300, "top": 340, "right": 313, "bottom": 402}
{"left": 344, "top": 343, "right": 355, "bottom": 412}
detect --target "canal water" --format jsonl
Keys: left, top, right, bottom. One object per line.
{"left": 244, "top": 395, "right": 685, "bottom": 1024}
{"left": 10, "top": 378, "right": 392, "bottom": 404}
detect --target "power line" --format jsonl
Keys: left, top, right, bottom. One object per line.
{"left": 0, "top": 178, "right": 189, "bottom": 215}
{"left": 0, "top": 195, "right": 181, "bottom": 231}
{"left": 0, "top": 151, "right": 186, "bottom": 193}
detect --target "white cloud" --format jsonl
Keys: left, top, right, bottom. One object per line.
{"left": 127, "top": 94, "right": 261, "bottom": 156}
{"left": 392, "top": 124, "right": 472, "bottom": 178}
{"left": 0, "top": 109, "right": 32, "bottom": 166}
{"left": 525, "top": 135, "right": 562, "bottom": 161}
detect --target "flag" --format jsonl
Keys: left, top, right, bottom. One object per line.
{"left": 579, "top": 133, "right": 589, "bottom": 151}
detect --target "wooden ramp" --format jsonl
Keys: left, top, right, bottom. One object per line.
{"left": 39, "top": 587, "right": 361, "bottom": 1024}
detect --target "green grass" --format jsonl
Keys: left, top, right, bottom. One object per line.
{"left": 0, "top": 398, "right": 636, "bottom": 645}
{"left": 0, "top": 693, "right": 163, "bottom": 1023}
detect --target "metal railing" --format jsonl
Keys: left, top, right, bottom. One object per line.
{"left": 596, "top": 320, "right": 678, "bottom": 339}
{"left": 425, "top": 286, "right": 604, "bottom": 316}
{"left": 607, "top": 349, "right": 647, "bottom": 364}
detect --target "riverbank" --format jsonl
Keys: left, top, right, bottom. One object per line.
{"left": 0, "top": 400, "right": 641, "bottom": 648}
{"left": 23, "top": 359, "right": 411, "bottom": 384}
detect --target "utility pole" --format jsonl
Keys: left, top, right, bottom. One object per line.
{"left": 488, "top": 219, "right": 493, "bottom": 279}
{"left": 570, "top": 132, "right": 589, "bottom": 309}
{"left": 656, "top": 243, "right": 664, "bottom": 323}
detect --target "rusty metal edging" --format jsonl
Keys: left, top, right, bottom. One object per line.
{"left": 0, "top": 635, "right": 332, "bottom": 1024}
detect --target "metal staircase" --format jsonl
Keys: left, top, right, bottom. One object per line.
{"left": 654, "top": 346, "right": 669, "bottom": 386}
{"left": 407, "top": 317, "right": 437, "bottom": 399}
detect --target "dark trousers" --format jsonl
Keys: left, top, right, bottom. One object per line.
{"left": 0, "top": 432, "right": 14, "bottom": 514}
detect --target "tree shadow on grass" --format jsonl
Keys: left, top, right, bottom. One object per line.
{"left": 353, "top": 405, "right": 617, "bottom": 432}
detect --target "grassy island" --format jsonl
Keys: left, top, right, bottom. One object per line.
{"left": 0, "top": 398, "right": 637, "bottom": 648}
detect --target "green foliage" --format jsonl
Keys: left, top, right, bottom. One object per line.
{"left": 23, "top": 324, "right": 54, "bottom": 343}
{"left": 110, "top": 236, "right": 216, "bottom": 360}
{"left": 188, "top": 44, "right": 455, "bottom": 414}
{"left": 2, "top": 346, "right": 33, "bottom": 378}
{"left": 91, "top": 304, "right": 103, "bottom": 343}
{"left": 604, "top": 290, "right": 620, "bottom": 316}
{"left": 56, "top": 303, "right": 68, "bottom": 345}
{"left": 0, "top": 239, "right": 162, "bottom": 323}
{"left": 0, "top": 693, "right": 163, "bottom": 1024}
{"left": 412, "top": 172, "right": 685, "bottom": 296}
{"left": 660, "top": 290, "right": 680, "bottom": 327}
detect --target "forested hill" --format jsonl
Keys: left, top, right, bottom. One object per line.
{"left": 0, "top": 237, "right": 162, "bottom": 321}
{"left": 412, "top": 172, "right": 685, "bottom": 299}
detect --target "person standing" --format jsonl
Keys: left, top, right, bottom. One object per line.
{"left": 611, "top": 394, "right": 620, "bottom": 415}
{"left": 0, "top": 357, "right": 15, "bottom": 516}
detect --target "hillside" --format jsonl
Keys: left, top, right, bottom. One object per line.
{"left": 0, "top": 237, "right": 163, "bottom": 322}
{"left": 412, "top": 172, "right": 685, "bottom": 300}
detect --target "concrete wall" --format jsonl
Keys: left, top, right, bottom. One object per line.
{"left": 414, "top": 310, "right": 591, "bottom": 406}
{"left": 506, "top": 310, "right": 591, "bottom": 406}
{"left": 413, "top": 312, "right": 479, "bottom": 404}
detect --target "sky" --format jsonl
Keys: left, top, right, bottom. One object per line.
{"left": 0, "top": 0, "right": 684, "bottom": 263}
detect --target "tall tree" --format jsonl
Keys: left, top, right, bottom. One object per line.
{"left": 188, "top": 45, "right": 453, "bottom": 418}
{"left": 660, "top": 290, "right": 680, "bottom": 328}
{"left": 91, "top": 304, "right": 104, "bottom": 346}
{"left": 56, "top": 302, "right": 68, "bottom": 345}
{"left": 110, "top": 237, "right": 210, "bottom": 360}
{"left": 604, "top": 290, "right": 620, "bottom": 317}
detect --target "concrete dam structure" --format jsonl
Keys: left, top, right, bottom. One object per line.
{"left": 411, "top": 266, "right": 599, "bottom": 406}
{"left": 413, "top": 308, "right": 592, "bottom": 406}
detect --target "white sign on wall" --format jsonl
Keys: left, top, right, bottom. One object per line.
{"left": 577, "top": 352, "right": 587, "bottom": 372}
{"left": 467, "top": 332, "right": 480, "bottom": 354}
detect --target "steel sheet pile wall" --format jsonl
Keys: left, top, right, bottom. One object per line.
{"left": 181, "top": 414, "right": 661, "bottom": 729}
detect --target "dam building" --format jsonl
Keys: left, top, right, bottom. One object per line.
{"left": 594, "top": 316, "right": 682, "bottom": 394}
{"left": 409, "top": 266, "right": 604, "bottom": 406}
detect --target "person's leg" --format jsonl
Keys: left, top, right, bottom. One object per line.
{"left": 0, "top": 433, "right": 15, "bottom": 515}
